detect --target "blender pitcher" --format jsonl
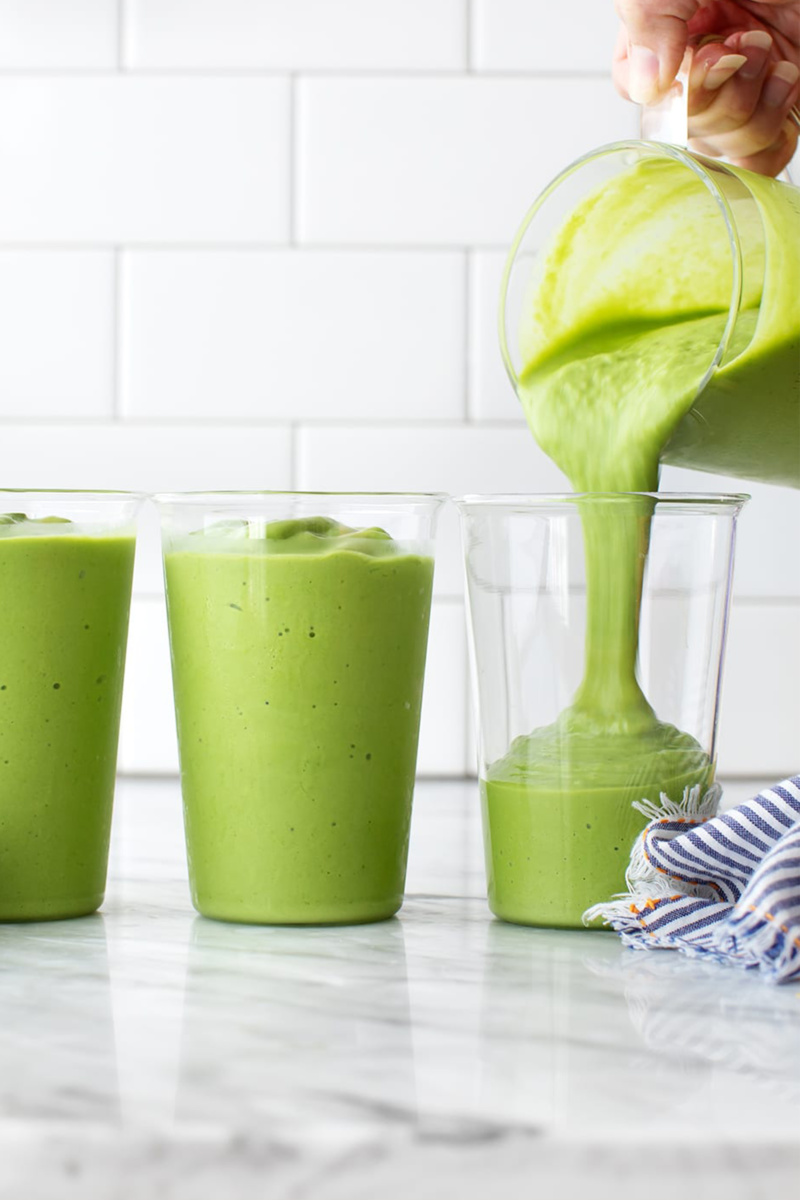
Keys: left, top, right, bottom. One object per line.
{"left": 500, "top": 140, "right": 800, "bottom": 488}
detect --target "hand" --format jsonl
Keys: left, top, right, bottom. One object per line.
{"left": 613, "top": 1, "right": 800, "bottom": 176}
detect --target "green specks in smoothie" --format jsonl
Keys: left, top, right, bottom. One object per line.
{"left": 96, "top": 675, "right": 106, "bottom": 685}
{"left": 163, "top": 524, "right": 435, "bottom": 921}
{"left": 52, "top": 683, "right": 61, "bottom": 690}
{"left": 229, "top": 603, "right": 242, "bottom": 611}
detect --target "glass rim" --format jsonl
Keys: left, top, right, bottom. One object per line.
{"left": 153, "top": 490, "right": 449, "bottom": 506}
{"left": 454, "top": 491, "right": 750, "bottom": 509}
{"left": 0, "top": 489, "right": 146, "bottom": 500}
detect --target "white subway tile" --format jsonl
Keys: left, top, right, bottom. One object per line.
{"left": 121, "top": 250, "right": 465, "bottom": 420}
{"left": 417, "top": 600, "right": 468, "bottom": 777}
{"left": 471, "top": 0, "right": 620, "bottom": 73}
{"left": 124, "top": 0, "right": 465, "bottom": 70}
{"left": 0, "top": 423, "right": 292, "bottom": 492}
{"left": 0, "top": 251, "right": 113, "bottom": 418}
{"left": 0, "top": 78, "right": 289, "bottom": 242}
{"left": 296, "top": 424, "right": 570, "bottom": 596}
{"left": 717, "top": 602, "right": 800, "bottom": 777}
{"left": 0, "top": 0, "right": 117, "bottom": 69}
{"left": 468, "top": 250, "right": 525, "bottom": 422}
{"left": 298, "top": 77, "right": 636, "bottom": 246}
{"left": 0, "top": 423, "right": 292, "bottom": 594}
{"left": 118, "top": 596, "right": 179, "bottom": 775}
{"left": 660, "top": 466, "right": 800, "bottom": 600}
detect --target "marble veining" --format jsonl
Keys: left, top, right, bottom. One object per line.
{"left": 0, "top": 778, "right": 798, "bottom": 1199}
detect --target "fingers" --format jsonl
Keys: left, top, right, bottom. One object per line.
{"left": 688, "top": 58, "right": 800, "bottom": 169}
{"left": 727, "top": 119, "right": 800, "bottom": 177}
{"left": 614, "top": 0, "right": 700, "bottom": 103}
{"left": 688, "top": 33, "right": 772, "bottom": 131}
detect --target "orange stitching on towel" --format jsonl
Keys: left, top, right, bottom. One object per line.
{"left": 745, "top": 904, "right": 800, "bottom": 950}
{"left": 642, "top": 839, "right": 726, "bottom": 898}
{"left": 628, "top": 897, "right": 670, "bottom": 937}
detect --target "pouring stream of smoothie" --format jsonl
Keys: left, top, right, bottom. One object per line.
{"left": 484, "top": 156, "right": 800, "bottom": 927}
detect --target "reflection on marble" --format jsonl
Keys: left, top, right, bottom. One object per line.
{"left": 0, "top": 779, "right": 797, "bottom": 1199}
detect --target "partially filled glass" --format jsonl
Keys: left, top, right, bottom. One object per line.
{"left": 457, "top": 492, "right": 746, "bottom": 929}
{"left": 157, "top": 493, "right": 444, "bottom": 925}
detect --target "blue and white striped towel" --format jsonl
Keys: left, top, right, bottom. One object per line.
{"left": 585, "top": 776, "right": 800, "bottom": 984}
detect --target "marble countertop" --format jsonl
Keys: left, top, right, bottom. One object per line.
{"left": 1, "top": 777, "right": 798, "bottom": 1200}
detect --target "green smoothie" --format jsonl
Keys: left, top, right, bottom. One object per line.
{"left": 485, "top": 156, "right": 799, "bottom": 927}
{"left": 164, "top": 517, "right": 435, "bottom": 924}
{"left": 0, "top": 518, "right": 136, "bottom": 921}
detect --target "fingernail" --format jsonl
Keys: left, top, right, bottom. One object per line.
{"left": 763, "top": 61, "right": 800, "bottom": 107}
{"left": 738, "top": 30, "right": 772, "bottom": 79}
{"left": 628, "top": 44, "right": 661, "bottom": 104}
{"left": 703, "top": 53, "right": 747, "bottom": 91}
{"left": 739, "top": 30, "right": 772, "bottom": 52}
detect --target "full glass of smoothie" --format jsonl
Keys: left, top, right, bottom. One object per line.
{"left": 156, "top": 492, "right": 444, "bottom": 925}
{"left": 0, "top": 491, "right": 141, "bottom": 921}
{"left": 457, "top": 492, "right": 746, "bottom": 929}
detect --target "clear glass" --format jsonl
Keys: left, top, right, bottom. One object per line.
{"left": 456, "top": 492, "right": 747, "bottom": 930}
{"left": 500, "top": 140, "right": 800, "bottom": 488}
{"left": 155, "top": 491, "right": 445, "bottom": 925}
{"left": 0, "top": 491, "right": 142, "bottom": 921}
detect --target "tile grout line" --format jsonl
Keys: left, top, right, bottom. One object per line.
{"left": 0, "top": 67, "right": 610, "bottom": 79}
{"left": 117, "top": 0, "right": 126, "bottom": 71}
{"left": 0, "top": 243, "right": 512, "bottom": 254}
{"left": 465, "top": 0, "right": 473, "bottom": 72}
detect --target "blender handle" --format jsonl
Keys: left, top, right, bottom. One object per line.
{"left": 639, "top": 41, "right": 799, "bottom": 179}
{"left": 639, "top": 46, "right": 692, "bottom": 147}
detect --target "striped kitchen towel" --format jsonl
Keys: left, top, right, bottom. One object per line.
{"left": 585, "top": 776, "right": 800, "bottom": 984}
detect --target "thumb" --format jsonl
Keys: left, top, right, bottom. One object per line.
{"left": 615, "top": 0, "right": 698, "bottom": 104}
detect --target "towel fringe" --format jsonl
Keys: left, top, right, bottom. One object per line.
{"left": 631, "top": 781, "right": 721, "bottom": 826}
{"left": 583, "top": 782, "right": 723, "bottom": 928}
